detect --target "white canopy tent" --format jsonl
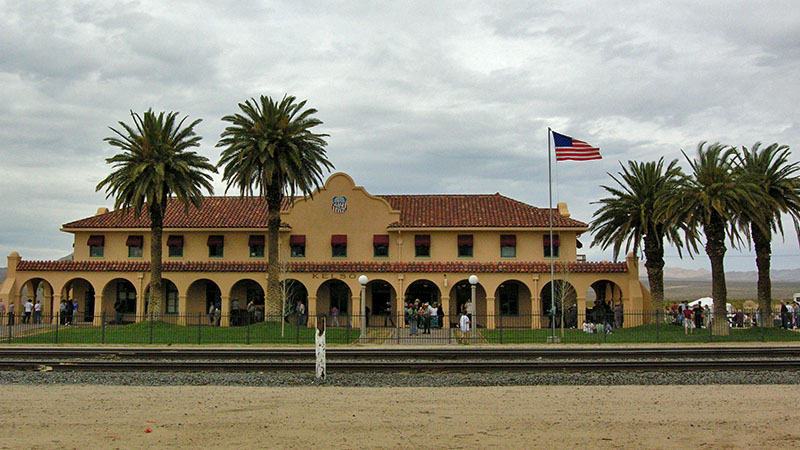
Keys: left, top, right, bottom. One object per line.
{"left": 689, "top": 297, "right": 732, "bottom": 313}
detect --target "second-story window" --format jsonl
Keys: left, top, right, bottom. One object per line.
{"left": 167, "top": 235, "right": 184, "bottom": 257}
{"left": 500, "top": 235, "right": 516, "bottom": 258}
{"left": 415, "top": 235, "right": 430, "bottom": 257}
{"left": 373, "top": 234, "right": 389, "bottom": 257}
{"left": 457, "top": 234, "right": 473, "bottom": 257}
{"left": 207, "top": 235, "right": 224, "bottom": 258}
{"left": 331, "top": 234, "right": 347, "bottom": 258}
{"left": 126, "top": 235, "right": 143, "bottom": 258}
{"left": 290, "top": 235, "right": 306, "bottom": 257}
{"left": 249, "top": 235, "right": 265, "bottom": 258}
{"left": 88, "top": 235, "right": 104, "bottom": 258}
{"left": 544, "top": 234, "right": 560, "bottom": 258}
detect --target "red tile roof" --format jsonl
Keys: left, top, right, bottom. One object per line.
{"left": 381, "top": 194, "right": 586, "bottom": 228}
{"left": 17, "top": 260, "right": 627, "bottom": 274}
{"left": 62, "top": 194, "right": 587, "bottom": 229}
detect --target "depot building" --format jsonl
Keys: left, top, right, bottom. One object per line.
{"left": 0, "top": 172, "right": 649, "bottom": 328}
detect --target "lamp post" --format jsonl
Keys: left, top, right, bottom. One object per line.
{"left": 359, "top": 275, "right": 368, "bottom": 340}
{"left": 469, "top": 275, "right": 478, "bottom": 337}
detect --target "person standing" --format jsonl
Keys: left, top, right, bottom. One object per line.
{"left": 422, "top": 303, "right": 432, "bottom": 334}
{"left": 73, "top": 299, "right": 79, "bottom": 323}
{"left": 0, "top": 300, "right": 5, "bottom": 325}
{"left": 33, "top": 300, "right": 42, "bottom": 324}
{"left": 683, "top": 306, "right": 694, "bottom": 335}
{"left": 780, "top": 302, "right": 789, "bottom": 329}
{"left": 59, "top": 300, "right": 67, "bottom": 325}
{"left": 114, "top": 298, "right": 124, "bottom": 325}
{"left": 437, "top": 302, "right": 444, "bottom": 328}
{"left": 693, "top": 303, "right": 703, "bottom": 329}
{"left": 407, "top": 303, "right": 418, "bottom": 336}
{"left": 384, "top": 300, "right": 394, "bottom": 327}
{"left": 331, "top": 305, "right": 339, "bottom": 327}
{"left": 459, "top": 311, "right": 471, "bottom": 344}
{"left": 64, "top": 299, "right": 74, "bottom": 326}
{"left": 23, "top": 298, "right": 33, "bottom": 324}
{"left": 613, "top": 303, "right": 623, "bottom": 329}
{"left": 7, "top": 302, "right": 14, "bottom": 326}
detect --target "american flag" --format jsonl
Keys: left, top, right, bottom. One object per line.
{"left": 552, "top": 131, "right": 601, "bottom": 161}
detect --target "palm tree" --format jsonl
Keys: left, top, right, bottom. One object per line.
{"left": 97, "top": 110, "right": 215, "bottom": 320}
{"left": 733, "top": 143, "right": 800, "bottom": 325}
{"left": 217, "top": 95, "right": 333, "bottom": 317}
{"left": 590, "top": 158, "right": 685, "bottom": 315}
{"left": 666, "top": 142, "right": 763, "bottom": 335}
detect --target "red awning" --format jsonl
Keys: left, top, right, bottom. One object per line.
{"left": 125, "top": 235, "right": 143, "bottom": 247}
{"left": 415, "top": 235, "right": 430, "bottom": 246}
{"left": 289, "top": 235, "right": 306, "bottom": 246}
{"left": 457, "top": 234, "right": 473, "bottom": 246}
{"left": 166, "top": 235, "right": 184, "bottom": 247}
{"left": 87, "top": 235, "right": 104, "bottom": 246}
{"left": 543, "top": 234, "right": 560, "bottom": 246}
{"left": 373, "top": 234, "right": 390, "bottom": 246}
{"left": 331, "top": 234, "right": 347, "bottom": 245}
{"left": 500, "top": 235, "right": 516, "bottom": 246}
{"left": 249, "top": 235, "right": 265, "bottom": 246}
{"left": 207, "top": 235, "right": 224, "bottom": 246}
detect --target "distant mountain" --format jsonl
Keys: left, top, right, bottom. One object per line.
{"left": 638, "top": 262, "right": 800, "bottom": 282}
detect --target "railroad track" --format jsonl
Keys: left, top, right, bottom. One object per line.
{"left": 1, "top": 359, "right": 799, "bottom": 372}
{"left": 0, "top": 346, "right": 799, "bottom": 360}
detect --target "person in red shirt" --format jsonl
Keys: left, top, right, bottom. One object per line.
{"left": 683, "top": 306, "right": 694, "bottom": 335}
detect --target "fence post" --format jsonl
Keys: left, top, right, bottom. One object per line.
{"left": 499, "top": 313, "right": 503, "bottom": 344}
{"left": 295, "top": 313, "right": 300, "bottom": 344}
{"left": 197, "top": 312, "right": 202, "bottom": 345}
{"left": 246, "top": 314, "right": 251, "bottom": 345}
{"left": 708, "top": 315, "right": 713, "bottom": 342}
{"left": 7, "top": 315, "right": 12, "bottom": 343}
{"left": 101, "top": 312, "right": 106, "bottom": 344}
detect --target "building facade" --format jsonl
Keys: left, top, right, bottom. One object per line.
{"left": 0, "top": 172, "right": 649, "bottom": 328}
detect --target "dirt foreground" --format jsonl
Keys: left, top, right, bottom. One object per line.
{"left": 2, "top": 384, "right": 799, "bottom": 449}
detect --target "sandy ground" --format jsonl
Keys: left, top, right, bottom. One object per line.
{"left": 1, "top": 384, "right": 799, "bottom": 449}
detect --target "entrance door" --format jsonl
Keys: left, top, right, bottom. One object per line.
{"left": 371, "top": 283, "right": 391, "bottom": 327}
{"left": 84, "top": 290, "right": 95, "bottom": 322}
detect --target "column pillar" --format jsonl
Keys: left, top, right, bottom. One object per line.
{"left": 350, "top": 295, "right": 361, "bottom": 329}
{"left": 93, "top": 290, "right": 105, "bottom": 326}
{"left": 135, "top": 273, "right": 146, "bottom": 322}
{"left": 577, "top": 295, "right": 587, "bottom": 328}
{"left": 531, "top": 277, "right": 541, "bottom": 329}
{"left": 307, "top": 295, "right": 317, "bottom": 329}
{"left": 220, "top": 295, "right": 230, "bottom": 327}
{"left": 178, "top": 295, "right": 188, "bottom": 326}
{"left": 52, "top": 293, "right": 62, "bottom": 325}
{"left": 486, "top": 296, "right": 496, "bottom": 329}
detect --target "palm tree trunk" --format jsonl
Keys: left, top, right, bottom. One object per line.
{"left": 266, "top": 180, "right": 283, "bottom": 319}
{"left": 643, "top": 233, "right": 665, "bottom": 314}
{"left": 705, "top": 217, "right": 729, "bottom": 336}
{"left": 752, "top": 223, "right": 773, "bottom": 327}
{"left": 148, "top": 201, "right": 164, "bottom": 321}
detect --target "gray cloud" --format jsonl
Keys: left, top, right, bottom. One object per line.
{"left": 1, "top": 0, "right": 799, "bottom": 271}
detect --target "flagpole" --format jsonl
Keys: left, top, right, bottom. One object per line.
{"left": 548, "top": 127, "right": 555, "bottom": 341}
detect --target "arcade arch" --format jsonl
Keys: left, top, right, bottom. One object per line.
{"left": 315, "top": 279, "right": 349, "bottom": 321}
{"left": 494, "top": 280, "right": 532, "bottom": 328}
{"left": 585, "top": 279, "right": 623, "bottom": 324}
{"left": 102, "top": 278, "right": 138, "bottom": 323}
{"left": 448, "top": 279, "right": 486, "bottom": 328}
{"left": 186, "top": 279, "right": 222, "bottom": 318}
{"left": 143, "top": 279, "right": 180, "bottom": 317}
{"left": 62, "top": 278, "right": 96, "bottom": 322}
{"left": 366, "top": 279, "right": 396, "bottom": 327}
{"left": 540, "top": 280, "right": 577, "bottom": 329}
{"left": 281, "top": 278, "right": 309, "bottom": 320}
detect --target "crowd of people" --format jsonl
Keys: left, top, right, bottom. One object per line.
{"left": 405, "top": 298, "right": 445, "bottom": 335}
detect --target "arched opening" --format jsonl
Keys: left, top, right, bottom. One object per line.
{"left": 448, "top": 279, "right": 486, "bottom": 328}
{"left": 17, "top": 278, "right": 54, "bottom": 325}
{"left": 316, "top": 279, "right": 348, "bottom": 326}
{"left": 230, "top": 279, "right": 265, "bottom": 325}
{"left": 143, "top": 279, "right": 179, "bottom": 321}
{"left": 540, "top": 280, "right": 577, "bottom": 329}
{"left": 281, "top": 279, "right": 309, "bottom": 323}
{"left": 186, "top": 279, "right": 222, "bottom": 325}
{"left": 495, "top": 280, "right": 532, "bottom": 328}
{"left": 62, "top": 278, "right": 96, "bottom": 323}
{"left": 586, "top": 280, "right": 624, "bottom": 327}
{"left": 367, "top": 279, "right": 396, "bottom": 327}
{"left": 102, "top": 278, "right": 138, "bottom": 324}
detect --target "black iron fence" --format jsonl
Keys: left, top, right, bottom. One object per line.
{"left": 1, "top": 309, "right": 797, "bottom": 345}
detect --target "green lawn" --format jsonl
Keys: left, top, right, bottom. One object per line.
{"left": 9, "top": 320, "right": 360, "bottom": 345}
{"left": 481, "top": 323, "right": 800, "bottom": 344}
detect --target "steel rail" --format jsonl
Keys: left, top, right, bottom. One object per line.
{"left": 1, "top": 359, "right": 799, "bottom": 372}
{"left": 1, "top": 346, "right": 800, "bottom": 360}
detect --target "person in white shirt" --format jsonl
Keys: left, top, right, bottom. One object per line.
{"left": 459, "top": 312, "right": 470, "bottom": 344}
{"left": 23, "top": 299, "right": 33, "bottom": 324}
{"left": 33, "top": 300, "right": 42, "bottom": 324}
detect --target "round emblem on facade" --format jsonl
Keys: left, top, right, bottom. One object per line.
{"left": 332, "top": 196, "right": 347, "bottom": 213}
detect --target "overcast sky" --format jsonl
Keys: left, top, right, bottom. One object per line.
{"left": 2, "top": 0, "right": 799, "bottom": 272}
